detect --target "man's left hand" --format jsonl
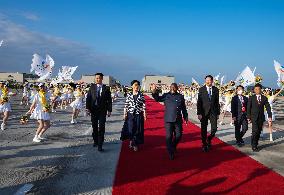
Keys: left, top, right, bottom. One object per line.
{"left": 107, "top": 111, "right": 111, "bottom": 117}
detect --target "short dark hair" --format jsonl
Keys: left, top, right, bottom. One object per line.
{"left": 236, "top": 85, "right": 244, "bottom": 90}
{"left": 254, "top": 83, "right": 262, "bottom": 89}
{"left": 205, "top": 75, "right": 213, "bottom": 80}
{"left": 171, "top": 83, "right": 178, "bottom": 88}
{"left": 131, "top": 80, "right": 140, "bottom": 86}
{"left": 95, "top": 72, "right": 104, "bottom": 77}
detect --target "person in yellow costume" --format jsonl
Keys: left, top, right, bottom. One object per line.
{"left": 70, "top": 85, "right": 84, "bottom": 124}
{"left": 0, "top": 81, "right": 16, "bottom": 131}
{"left": 27, "top": 83, "right": 51, "bottom": 142}
{"left": 263, "top": 86, "right": 284, "bottom": 141}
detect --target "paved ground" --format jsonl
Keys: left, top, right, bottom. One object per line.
{"left": 0, "top": 95, "right": 125, "bottom": 195}
{"left": 0, "top": 94, "right": 283, "bottom": 194}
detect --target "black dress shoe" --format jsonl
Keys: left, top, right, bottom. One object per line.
{"left": 169, "top": 153, "right": 174, "bottom": 160}
{"left": 252, "top": 147, "right": 259, "bottom": 152}
{"left": 93, "top": 143, "right": 98, "bottom": 147}
{"left": 202, "top": 146, "right": 209, "bottom": 152}
{"left": 207, "top": 138, "right": 212, "bottom": 149}
{"left": 98, "top": 147, "right": 104, "bottom": 152}
{"left": 207, "top": 143, "right": 212, "bottom": 149}
{"left": 236, "top": 142, "right": 243, "bottom": 147}
{"left": 240, "top": 140, "right": 245, "bottom": 145}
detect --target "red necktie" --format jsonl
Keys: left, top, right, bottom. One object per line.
{"left": 240, "top": 96, "right": 246, "bottom": 112}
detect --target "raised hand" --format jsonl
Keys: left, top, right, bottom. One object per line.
{"left": 151, "top": 83, "right": 157, "bottom": 92}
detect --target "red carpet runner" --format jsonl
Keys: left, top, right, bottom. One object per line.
{"left": 113, "top": 96, "right": 284, "bottom": 194}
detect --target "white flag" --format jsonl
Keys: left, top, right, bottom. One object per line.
{"left": 192, "top": 78, "right": 199, "bottom": 85}
{"left": 274, "top": 60, "right": 284, "bottom": 87}
{"left": 30, "top": 54, "right": 55, "bottom": 81}
{"left": 235, "top": 66, "right": 255, "bottom": 87}
{"left": 214, "top": 73, "right": 220, "bottom": 81}
{"left": 220, "top": 75, "right": 226, "bottom": 85}
{"left": 51, "top": 75, "right": 63, "bottom": 84}
{"left": 252, "top": 67, "right": 256, "bottom": 74}
{"left": 59, "top": 66, "right": 78, "bottom": 82}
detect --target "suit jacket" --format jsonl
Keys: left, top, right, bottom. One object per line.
{"left": 231, "top": 95, "right": 248, "bottom": 119}
{"left": 86, "top": 84, "right": 112, "bottom": 114}
{"left": 152, "top": 91, "right": 188, "bottom": 123}
{"left": 197, "top": 85, "right": 220, "bottom": 116}
{"left": 247, "top": 94, "right": 272, "bottom": 122}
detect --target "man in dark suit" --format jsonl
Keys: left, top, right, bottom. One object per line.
{"left": 247, "top": 83, "right": 272, "bottom": 152}
{"left": 86, "top": 73, "right": 112, "bottom": 152}
{"left": 197, "top": 75, "right": 220, "bottom": 152}
{"left": 151, "top": 83, "right": 188, "bottom": 160}
{"left": 231, "top": 85, "right": 248, "bottom": 147}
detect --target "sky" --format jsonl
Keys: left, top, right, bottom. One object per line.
{"left": 0, "top": 0, "right": 284, "bottom": 86}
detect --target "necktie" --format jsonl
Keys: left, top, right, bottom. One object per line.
{"left": 240, "top": 96, "right": 245, "bottom": 112}
{"left": 97, "top": 86, "right": 101, "bottom": 104}
{"left": 257, "top": 95, "right": 261, "bottom": 104}
{"left": 208, "top": 87, "right": 212, "bottom": 100}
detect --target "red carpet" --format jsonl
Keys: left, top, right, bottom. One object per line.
{"left": 113, "top": 96, "right": 284, "bottom": 195}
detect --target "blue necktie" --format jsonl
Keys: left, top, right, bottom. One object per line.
{"left": 208, "top": 88, "right": 212, "bottom": 100}
{"left": 96, "top": 86, "right": 101, "bottom": 105}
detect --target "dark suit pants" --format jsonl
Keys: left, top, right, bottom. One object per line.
{"left": 235, "top": 115, "right": 248, "bottom": 143}
{"left": 201, "top": 112, "right": 218, "bottom": 146}
{"left": 165, "top": 120, "right": 183, "bottom": 154}
{"left": 91, "top": 112, "right": 106, "bottom": 148}
{"left": 251, "top": 119, "right": 264, "bottom": 148}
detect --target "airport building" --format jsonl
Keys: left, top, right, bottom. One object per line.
{"left": 0, "top": 72, "right": 39, "bottom": 83}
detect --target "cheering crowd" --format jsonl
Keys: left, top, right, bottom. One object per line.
{"left": 0, "top": 79, "right": 121, "bottom": 143}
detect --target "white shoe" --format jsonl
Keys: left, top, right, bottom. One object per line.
{"left": 219, "top": 121, "right": 224, "bottom": 125}
{"left": 269, "top": 133, "right": 273, "bottom": 142}
{"left": 230, "top": 122, "right": 234, "bottom": 127}
{"left": 33, "top": 136, "right": 41, "bottom": 142}
{"left": 1, "top": 123, "right": 5, "bottom": 131}
{"left": 20, "top": 102, "right": 23, "bottom": 105}
{"left": 38, "top": 135, "right": 47, "bottom": 140}
{"left": 71, "top": 120, "right": 75, "bottom": 124}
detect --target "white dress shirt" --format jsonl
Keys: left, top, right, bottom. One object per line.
{"left": 206, "top": 86, "right": 212, "bottom": 96}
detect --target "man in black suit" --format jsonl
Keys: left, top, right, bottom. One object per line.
{"left": 86, "top": 73, "right": 112, "bottom": 152}
{"left": 231, "top": 85, "right": 248, "bottom": 147}
{"left": 197, "top": 75, "right": 220, "bottom": 152}
{"left": 247, "top": 83, "right": 272, "bottom": 152}
{"left": 151, "top": 83, "right": 188, "bottom": 160}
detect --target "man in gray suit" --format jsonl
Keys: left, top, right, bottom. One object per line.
{"left": 151, "top": 83, "right": 188, "bottom": 160}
